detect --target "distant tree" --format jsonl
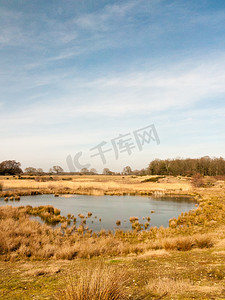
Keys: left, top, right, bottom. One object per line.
{"left": 52, "top": 165, "right": 64, "bottom": 174}
{"left": 103, "top": 168, "right": 113, "bottom": 175}
{"left": 49, "top": 168, "right": 54, "bottom": 174}
{"left": 90, "top": 168, "right": 97, "bottom": 175}
{"left": 37, "top": 168, "right": 44, "bottom": 174}
{"left": 122, "top": 166, "right": 132, "bottom": 175}
{"left": 139, "top": 168, "right": 147, "bottom": 176}
{"left": 0, "top": 160, "right": 23, "bottom": 175}
{"left": 147, "top": 157, "right": 225, "bottom": 176}
{"left": 81, "top": 168, "right": 89, "bottom": 174}
{"left": 25, "top": 167, "right": 38, "bottom": 174}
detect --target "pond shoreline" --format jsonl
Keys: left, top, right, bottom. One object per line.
{"left": 0, "top": 193, "right": 197, "bottom": 232}
{"left": 0, "top": 188, "right": 198, "bottom": 200}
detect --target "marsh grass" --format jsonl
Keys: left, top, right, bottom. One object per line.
{"left": 26, "top": 205, "right": 67, "bottom": 225}
{"left": 162, "top": 235, "right": 214, "bottom": 251}
{"left": 116, "top": 220, "right": 121, "bottom": 226}
{"left": 0, "top": 191, "right": 222, "bottom": 260}
{"left": 0, "top": 174, "right": 192, "bottom": 198}
{"left": 144, "top": 277, "right": 192, "bottom": 298}
{"left": 129, "top": 216, "right": 139, "bottom": 223}
{"left": 55, "top": 264, "right": 128, "bottom": 300}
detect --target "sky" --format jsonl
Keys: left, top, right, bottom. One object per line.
{"left": 1, "top": 0, "right": 225, "bottom": 173}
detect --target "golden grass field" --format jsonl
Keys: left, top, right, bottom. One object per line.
{"left": 0, "top": 174, "right": 193, "bottom": 196}
{"left": 0, "top": 175, "right": 225, "bottom": 299}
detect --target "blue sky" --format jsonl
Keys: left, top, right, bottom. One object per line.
{"left": 1, "top": 0, "right": 225, "bottom": 172}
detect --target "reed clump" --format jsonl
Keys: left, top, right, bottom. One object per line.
{"left": 26, "top": 205, "right": 66, "bottom": 225}
{"left": 129, "top": 216, "right": 139, "bottom": 223}
{"left": 116, "top": 220, "right": 121, "bottom": 226}
{"left": 144, "top": 222, "right": 150, "bottom": 229}
{"left": 78, "top": 214, "right": 85, "bottom": 219}
{"left": 55, "top": 264, "right": 129, "bottom": 300}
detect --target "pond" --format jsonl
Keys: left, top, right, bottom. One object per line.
{"left": 0, "top": 194, "right": 196, "bottom": 231}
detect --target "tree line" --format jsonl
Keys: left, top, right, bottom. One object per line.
{"left": 147, "top": 156, "right": 225, "bottom": 176}
{"left": 1, "top": 156, "right": 225, "bottom": 176}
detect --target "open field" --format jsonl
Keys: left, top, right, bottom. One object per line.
{"left": 0, "top": 175, "right": 225, "bottom": 299}
{"left": 0, "top": 174, "right": 198, "bottom": 197}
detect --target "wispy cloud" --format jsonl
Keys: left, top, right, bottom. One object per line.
{"left": 1, "top": 52, "right": 225, "bottom": 124}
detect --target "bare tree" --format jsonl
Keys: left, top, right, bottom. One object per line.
{"left": 103, "top": 168, "right": 113, "bottom": 175}
{"left": 37, "top": 168, "right": 44, "bottom": 174}
{"left": 25, "top": 167, "right": 38, "bottom": 174}
{"left": 0, "top": 160, "right": 23, "bottom": 175}
{"left": 52, "top": 165, "right": 64, "bottom": 174}
{"left": 122, "top": 166, "right": 132, "bottom": 175}
{"left": 90, "top": 168, "right": 97, "bottom": 174}
{"left": 81, "top": 168, "right": 89, "bottom": 174}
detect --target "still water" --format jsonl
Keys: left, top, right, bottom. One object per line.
{"left": 0, "top": 194, "right": 196, "bottom": 231}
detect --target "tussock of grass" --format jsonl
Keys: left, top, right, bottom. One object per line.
{"left": 163, "top": 236, "right": 194, "bottom": 251}
{"left": 129, "top": 216, "right": 139, "bottom": 222}
{"left": 162, "top": 234, "right": 214, "bottom": 251}
{"left": 144, "top": 277, "right": 192, "bottom": 298}
{"left": 194, "top": 234, "right": 214, "bottom": 249}
{"left": 55, "top": 264, "right": 128, "bottom": 300}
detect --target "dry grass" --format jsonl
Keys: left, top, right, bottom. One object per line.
{"left": 25, "top": 266, "right": 61, "bottom": 276}
{"left": 162, "top": 235, "right": 214, "bottom": 251}
{"left": 0, "top": 180, "right": 225, "bottom": 299}
{"left": 0, "top": 204, "right": 218, "bottom": 261}
{"left": 55, "top": 264, "right": 128, "bottom": 300}
{"left": 162, "top": 236, "right": 194, "bottom": 251}
{"left": 0, "top": 175, "right": 192, "bottom": 197}
{"left": 0, "top": 178, "right": 225, "bottom": 262}
{"left": 129, "top": 216, "right": 139, "bottom": 222}
{"left": 144, "top": 277, "right": 193, "bottom": 297}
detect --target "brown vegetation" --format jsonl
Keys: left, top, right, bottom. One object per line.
{"left": 0, "top": 196, "right": 220, "bottom": 261}
{"left": 55, "top": 264, "right": 128, "bottom": 300}
{"left": 0, "top": 174, "right": 193, "bottom": 198}
{"left": 1, "top": 175, "right": 225, "bottom": 299}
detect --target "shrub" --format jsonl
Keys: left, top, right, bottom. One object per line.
{"left": 191, "top": 173, "right": 204, "bottom": 187}
{"left": 141, "top": 176, "right": 165, "bottom": 183}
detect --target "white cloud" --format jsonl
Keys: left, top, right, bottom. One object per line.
{"left": 1, "top": 52, "right": 225, "bottom": 127}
